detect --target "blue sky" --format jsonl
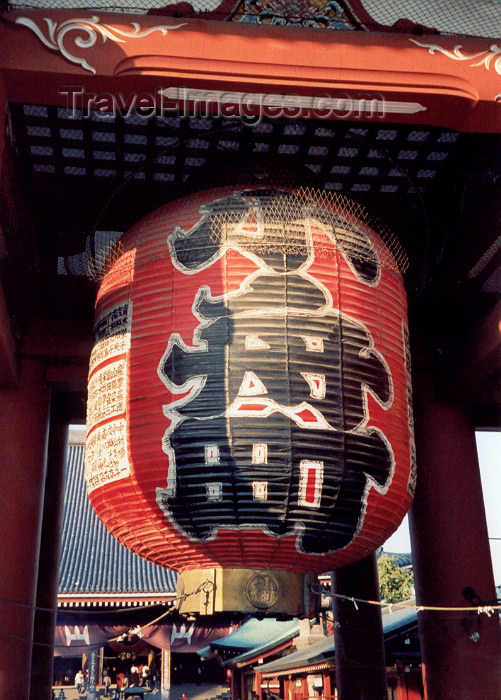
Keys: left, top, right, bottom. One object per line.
{"left": 384, "top": 430, "right": 501, "bottom": 584}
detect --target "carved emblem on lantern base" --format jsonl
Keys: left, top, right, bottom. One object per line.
{"left": 176, "top": 568, "right": 319, "bottom": 617}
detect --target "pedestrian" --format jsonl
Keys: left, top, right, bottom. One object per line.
{"left": 181, "top": 693, "right": 188, "bottom": 700}
{"left": 140, "top": 664, "right": 150, "bottom": 689}
{"left": 103, "top": 670, "right": 112, "bottom": 697}
{"left": 74, "top": 669, "right": 84, "bottom": 694}
{"left": 129, "top": 665, "right": 140, "bottom": 686}
{"left": 119, "top": 674, "right": 129, "bottom": 700}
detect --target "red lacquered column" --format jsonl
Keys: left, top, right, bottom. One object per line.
{"left": 0, "top": 358, "right": 50, "bottom": 698}
{"left": 30, "top": 394, "right": 85, "bottom": 699}
{"left": 410, "top": 359, "right": 501, "bottom": 700}
{"left": 332, "top": 554, "right": 387, "bottom": 700}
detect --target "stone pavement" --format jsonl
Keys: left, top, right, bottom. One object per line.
{"left": 52, "top": 682, "right": 231, "bottom": 700}
{"left": 169, "top": 682, "right": 230, "bottom": 700}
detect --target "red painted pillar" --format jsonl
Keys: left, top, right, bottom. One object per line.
{"left": 255, "top": 671, "right": 262, "bottom": 699}
{"left": 332, "top": 554, "right": 387, "bottom": 700}
{"left": 0, "top": 74, "right": 6, "bottom": 171}
{"left": 323, "top": 671, "right": 332, "bottom": 699}
{"left": 229, "top": 668, "right": 241, "bottom": 700}
{"left": 0, "top": 80, "right": 50, "bottom": 697}
{"left": 0, "top": 357, "right": 51, "bottom": 698}
{"left": 409, "top": 357, "right": 501, "bottom": 699}
{"left": 0, "top": 77, "right": 18, "bottom": 389}
{"left": 30, "top": 394, "right": 84, "bottom": 699}
{"left": 240, "top": 670, "right": 247, "bottom": 700}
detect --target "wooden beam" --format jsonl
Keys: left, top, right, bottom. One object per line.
{"left": 0, "top": 9, "right": 499, "bottom": 133}
{"left": 22, "top": 317, "right": 92, "bottom": 394}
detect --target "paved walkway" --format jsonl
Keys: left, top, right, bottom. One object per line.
{"left": 52, "top": 682, "right": 230, "bottom": 700}
{"left": 170, "top": 682, "right": 230, "bottom": 700}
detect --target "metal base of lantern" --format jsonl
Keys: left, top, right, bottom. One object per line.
{"left": 176, "top": 568, "right": 319, "bottom": 617}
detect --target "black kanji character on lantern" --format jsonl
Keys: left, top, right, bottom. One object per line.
{"left": 169, "top": 188, "right": 380, "bottom": 284}
{"left": 157, "top": 189, "right": 392, "bottom": 554}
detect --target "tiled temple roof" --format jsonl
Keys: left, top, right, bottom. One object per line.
{"left": 58, "top": 435, "right": 177, "bottom": 606}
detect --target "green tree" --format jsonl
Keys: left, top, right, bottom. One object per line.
{"left": 378, "top": 554, "right": 414, "bottom": 603}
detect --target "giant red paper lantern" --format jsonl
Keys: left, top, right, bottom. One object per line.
{"left": 85, "top": 185, "right": 415, "bottom": 610}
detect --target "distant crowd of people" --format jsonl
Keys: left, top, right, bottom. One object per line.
{"left": 117, "top": 663, "right": 154, "bottom": 691}
{"left": 74, "top": 663, "right": 156, "bottom": 697}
